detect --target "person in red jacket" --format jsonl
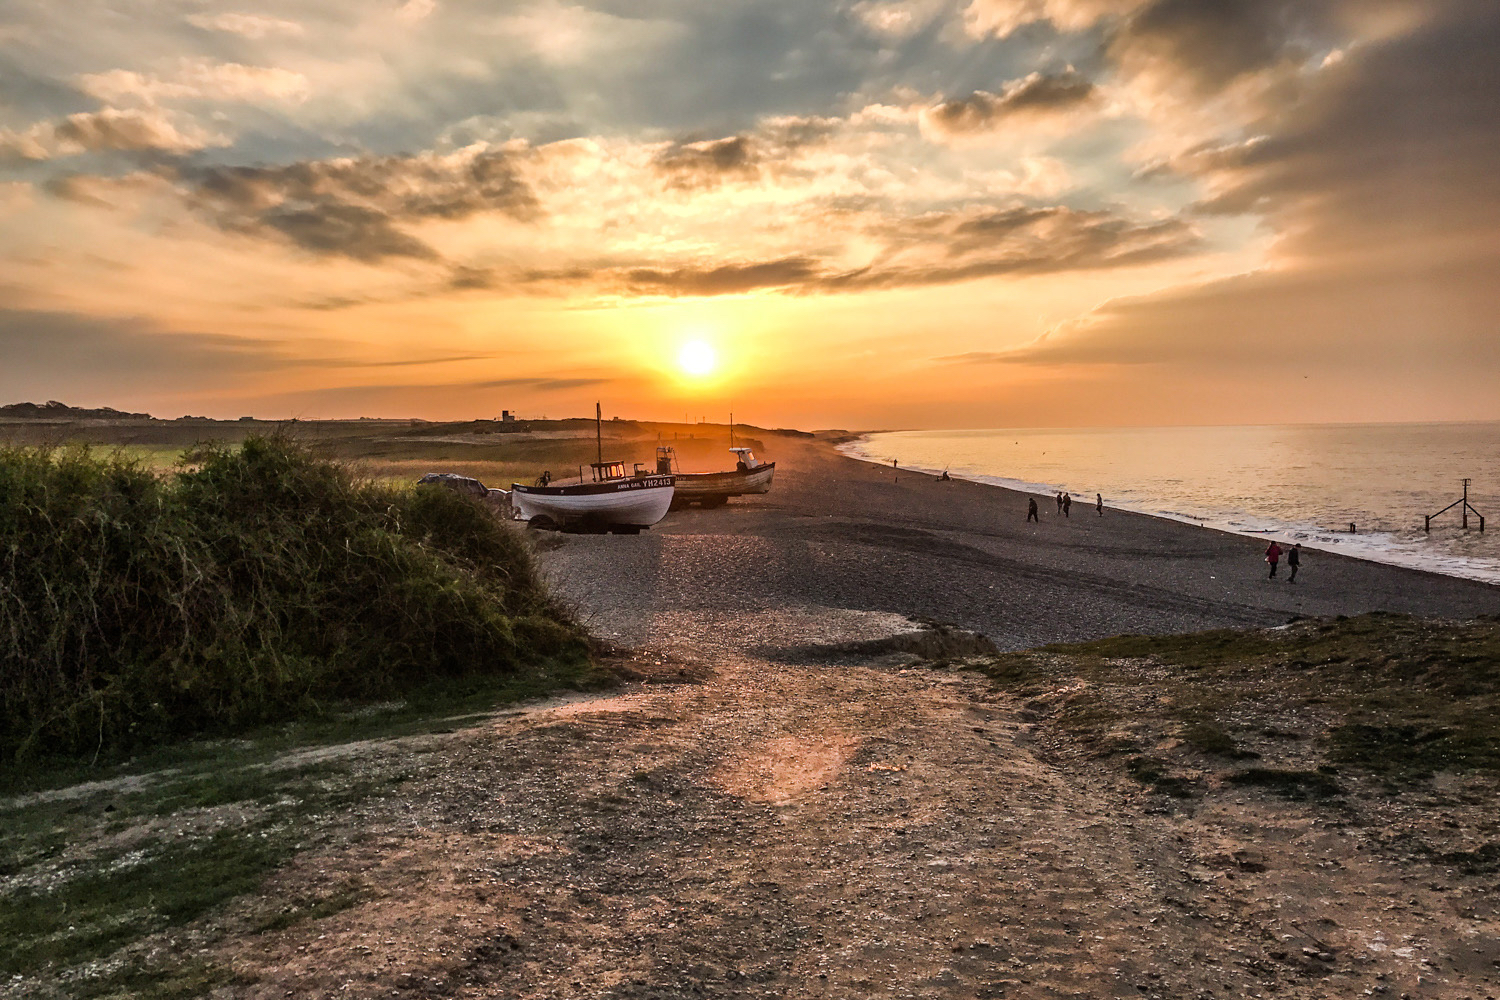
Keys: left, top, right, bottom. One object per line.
{"left": 1265, "top": 541, "right": 1283, "bottom": 579}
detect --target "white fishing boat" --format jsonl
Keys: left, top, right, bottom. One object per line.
{"left": 509, "top": 404, "right": 675, "bottom": 533}
{"left": 659, "top": 444, "right": 776, "bottom": 508}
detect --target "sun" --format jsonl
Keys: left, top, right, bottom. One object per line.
{"left": 678, "top": 339, "right": 717, "bottom": 377}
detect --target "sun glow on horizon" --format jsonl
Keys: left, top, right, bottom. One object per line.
{"left": 678, "top": 339, "right": 718, "bottom": 377}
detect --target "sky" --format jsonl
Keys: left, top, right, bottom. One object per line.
{"left": 1, "top": 0, "right": 1497, "bottom": 428}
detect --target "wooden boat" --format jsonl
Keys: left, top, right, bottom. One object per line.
{"left": 660, "top": 445, "right": 776, "bottom": 509}
{"left": 416, "top": 472, "right": 512, "bottom": 511}
{"left": 510, "top": 405, "right": 675, "bottom": 533}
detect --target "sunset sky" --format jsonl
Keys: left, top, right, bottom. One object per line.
{"left": 1, "top": 0, "right": 1496, "bottom": 428}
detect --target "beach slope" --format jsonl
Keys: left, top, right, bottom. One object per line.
{"left": 547, "top": 433, "right": 1500, "bottom": 650}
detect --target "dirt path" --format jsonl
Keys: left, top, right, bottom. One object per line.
{"left": 216, "top": 625, "right": 1492, "bottom": 999}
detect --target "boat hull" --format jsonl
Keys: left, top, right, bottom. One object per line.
{"left": 510, "top": 476, "right": 675, "bottom": 530}
{"left": 670, "top": 463, "right": 776, "bottom": 506}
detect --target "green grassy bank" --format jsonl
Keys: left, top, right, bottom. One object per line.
{"left": 973, "top": 612, "right": 1500, "bottom": 803}
{"left": 0, "top": 436, "right": 589, "bottom": 766}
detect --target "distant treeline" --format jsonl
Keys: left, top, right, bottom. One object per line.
{"left": 0, "top": 401, "right": 154, "bottom": 420}
{"left": 0, "top": 437, "right": 586, "bottom": 763}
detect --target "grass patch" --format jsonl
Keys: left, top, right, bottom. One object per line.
{"left": 0, "top": 659, "right": 595, "bottom": 990}
{"left": 1224, "top": 767, "right": 1340, "bottom": 800}
{"left": 1180, "top": 722, "right": 1260, "bottom": 759}
{"left": 0, "top": 729, "right": 427, "bottom": 988}
{"left": 0, "top": 435, "right": 588, "bottom": 764}
{"left": 0, "top": 761, "right": 411, "bottom": 977}
{"left": 1125, "top": 756, "right": 1195, "bottom": 798}
{"left": 0, "top": 829, "right": 293, "bottom": 976}
{"left": 1329, "top": 722, "right": 1500, "bottom": 781}
{"left": 1434, "top": 842, "right": 1500, "bottom": 875}
{"left": 251, "top": 886, "right": 367, "bottom": 934}
{"left": 966, "top": 614, "right": 1500, "bottom": 816}
{"left": 69, "top": 959, "right": 246, "bottom": 1000}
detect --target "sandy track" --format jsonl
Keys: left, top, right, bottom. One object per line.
{"left": 219, "top": 641, "right": 1494, "bottom": 999}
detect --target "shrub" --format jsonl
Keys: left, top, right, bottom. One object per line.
{"left": 0, "top": 436, "right": 585, "bottom": 762}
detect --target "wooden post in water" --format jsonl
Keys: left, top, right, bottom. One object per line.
{"left": 1424, "top": 478, "right": 1486, "bottom": 533}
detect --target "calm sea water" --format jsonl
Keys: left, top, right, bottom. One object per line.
{"left": 842, "top": 423, "right": 1500, "bottom": 584}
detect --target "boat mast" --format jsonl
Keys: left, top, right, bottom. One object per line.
{"left": 729, "top": 411, "right": 734, "bottom": 448}
{"left": 595, "top": 401, "right": 603, "bottom": 469}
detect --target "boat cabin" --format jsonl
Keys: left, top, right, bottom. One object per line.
{"left": 655, "top": 445, "right": 677, "bottom": 475}
{"left": 729, "top": 447, "right": 764, "bottom": 471}
{"left": 589, "top": 461, "right": 627, "bottom": 482}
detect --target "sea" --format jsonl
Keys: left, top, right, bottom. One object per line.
{"left": 841, "top": 422, "right": 1500, "bottom": 585}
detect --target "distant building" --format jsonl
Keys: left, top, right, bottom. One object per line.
{"left": 501, "top": 410, "right": 517, "bottom": 423}
{"left": 238, "top": 416, "right": 254, "bottom": 422}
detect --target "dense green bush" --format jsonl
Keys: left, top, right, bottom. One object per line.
{"left": 0, "top": 436, "right": 585, "bottom": 761}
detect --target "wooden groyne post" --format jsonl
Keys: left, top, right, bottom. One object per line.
{"left": 1425, "top": 478, "right": 1485, "bottom": 533}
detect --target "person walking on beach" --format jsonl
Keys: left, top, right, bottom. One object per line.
{"left": 1062, "top": 492, "right": 1072, "bottom": 518}
{"left": 1055, "top": 492, "right": 1064, "bottom": 514}
{"left": 1096, "top": 493, "right": 1103, "bottom": 516}
{"left": 1287, "top": 543, "right": 1301, "bottom": 583}
{"left": 1265, "top": 540, "right": 1283, "bottom": 579}
{"left": 1027, "top": 497, "right": 1039, "bottom": 522}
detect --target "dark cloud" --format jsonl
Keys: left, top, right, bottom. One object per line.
{"left": 1109, "top": 0, "right": 1334, "bottom": 96}
{"left": 622, "top": 256, "right": 821, "bottom": 295}
{"left": 1177, "top": 1, "right": 1500, "bottom": 254}
{"left": 924, "top": 71, "right": 1098, "bottom": 136}
{"left": 988, "top": 1, "right": 1500, "bottom": 384}
{"left": 819, "top": 218, "right": 1194, "bottom": 291}
{"left": 654, "top": 135, "right": 758, "bottom": 186}
{"left": 650, "top": 114, "right": 839, "bottom": 188}
{"left": 541, "top": 205, "right": 1197, "bottom": 297}
{"left": 448, "top": 265, "right": 498, "bottom": 290}
{"left": 52, "top": 109, "right": 209, "bottom": 155}
{"left": 261, "top": 202, "right": 438, "bottom": 262}
{"left": 964, "top": 0, "right": 1336, "bottom": 98}
{"left": 42, "top": 174, "right": 116, "bottom": 207}
{"left": 180, "top": 149, "right": 539, "bottom": 262}
{"left": 962, "top": 0, "right": 1143, "bottom": 38}
{"left": 852, "top": 205, "right": 1200, "bottom": 285}
{"left": 2, "top": 108, "right": 211, "bottom": 163}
